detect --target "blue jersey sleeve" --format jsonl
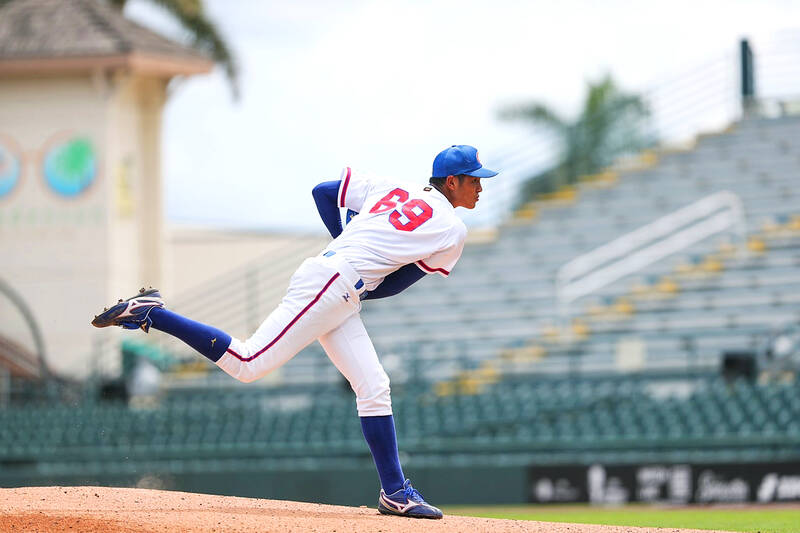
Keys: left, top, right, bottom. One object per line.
{"left": 362, "top": 263, "right": 426, "bottom": 300}
{"left": 312, "top": 180, "right": 344, "bottom": 238}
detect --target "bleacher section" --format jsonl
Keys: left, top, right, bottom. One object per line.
{"left": 351, "top": 115, "right": 800, "bottom": 383}
{"left": 1, "top": 372, "right": 798, "bottom": 474}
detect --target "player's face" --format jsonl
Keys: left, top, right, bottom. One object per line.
{"left": 450, "top": 175, "right": 483, "bottom": 209}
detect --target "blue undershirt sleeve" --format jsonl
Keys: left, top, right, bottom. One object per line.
{"left": 312, "top": 180, "right": 344, "bottom": 238}
{"left": 363, "top": 263, "right": 426, "bottom": 300}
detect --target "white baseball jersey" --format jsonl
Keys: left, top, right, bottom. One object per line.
{"left": 215, "top": 166, "right": 468, "bottom": 417}
{"left": 327, "top": 167, "right": 468, "bottom": 291}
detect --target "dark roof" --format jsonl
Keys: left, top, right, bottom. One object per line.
{"left": 0, "top": 0, "right": 211, "bottom": 65}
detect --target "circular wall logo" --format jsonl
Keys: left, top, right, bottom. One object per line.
{"left": 0, "top": 139, "right": 21, "bottom": 198}
{"left": 43, "top": 136, "right": 97, "bottom": 197}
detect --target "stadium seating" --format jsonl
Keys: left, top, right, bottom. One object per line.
{"left": 356, "top": 115, "right": 800, "bottom": 381}
{"left": 2, "top": 115, "right": 800, "bottom": 480}
{"left": 1, "top": 372, "right": 798, "bottom": 472}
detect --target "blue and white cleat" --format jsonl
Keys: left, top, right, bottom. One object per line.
{"left": 91, "top": 287, "right": 164, "bottom": 333}
{"left": 378, "top": 479, "right": 443, "bottom": 519}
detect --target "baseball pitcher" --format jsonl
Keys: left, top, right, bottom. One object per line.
{"left": 92, "top": 144, "right": 498, "bottom": 519}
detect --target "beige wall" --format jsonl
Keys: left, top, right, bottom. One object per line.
{"left": 0, "top": 72, "right": 167, "bottom": 378}
{"left": 167, "top": 227, "right": 328, "bottom": 297}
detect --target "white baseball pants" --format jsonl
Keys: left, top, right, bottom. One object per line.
{"left": 214, "top": 253, "right": 392, "bottom": 417}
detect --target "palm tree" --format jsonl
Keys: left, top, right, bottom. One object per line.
{"left": 110, "top": 0, "right": 239, "bottom": 99}
{"left": 500, "top": 75, "right": 651, "bottom": 202}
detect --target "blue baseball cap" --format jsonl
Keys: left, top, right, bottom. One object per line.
{"left": 432, "top": 145, "right": 498, "bottom": 178}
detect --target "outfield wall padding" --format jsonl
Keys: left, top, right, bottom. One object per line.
{"left": 2, "top": 461, "right": 799, "bottom": 505}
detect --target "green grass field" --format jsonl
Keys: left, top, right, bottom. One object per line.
{"left": 443, "top": 504, "right": 800, "bottom": 533}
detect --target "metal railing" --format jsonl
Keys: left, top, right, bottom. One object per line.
{"left": 555, "top": 191, "right": 747, "bottom": 319}
{"left": 0, "top": 277, "right": 48, "bottom": 380}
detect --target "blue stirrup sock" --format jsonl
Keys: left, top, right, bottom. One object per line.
{"left": 360, "top": 415, "right": 405, "bottom": 494}
{"left": 147, "top": 307, "right": 231, "bottom": 362}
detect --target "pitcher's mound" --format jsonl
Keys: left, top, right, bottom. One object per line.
{"left": 0, "top": 486, "right": 732, "bottom": 532}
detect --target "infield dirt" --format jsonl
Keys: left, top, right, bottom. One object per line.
{"left": 0, "top": 486, "right": 737, "bottom": 532}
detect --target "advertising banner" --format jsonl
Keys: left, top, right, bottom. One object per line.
{"left": 528, "top": 462, "right": 800, "bottom": 504}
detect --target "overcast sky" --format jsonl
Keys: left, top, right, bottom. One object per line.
{"left": 125, "top": 0, "right": 800, "bottom": 233}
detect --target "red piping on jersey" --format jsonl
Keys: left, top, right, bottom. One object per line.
{"left": 417, "top": 260, "right": 449, "bottom": 276}
{"left": 339, "top": 167, "right": 352, "bottom": 207}
{"left": 225, "top": 273, "right": 341, "bottom": 362}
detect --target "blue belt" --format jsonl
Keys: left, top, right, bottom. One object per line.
{"left": 323, "top": 251, "right": 364, "bottom": 291}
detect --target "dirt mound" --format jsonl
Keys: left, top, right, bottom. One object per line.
{"left": 0, "top": 486, "right": 733, "bottom": 532}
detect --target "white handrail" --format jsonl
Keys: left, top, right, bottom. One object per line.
{"left": 556, "top": 190, "right": 746, "bottom": 317}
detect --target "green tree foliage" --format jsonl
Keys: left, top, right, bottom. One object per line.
{"left": 110, "top": 0, "right": 240, "bottom": 99}
{"left": 500, "top": 75, "right": 651, "bottom": 203}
